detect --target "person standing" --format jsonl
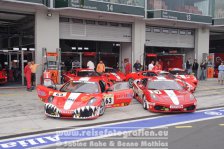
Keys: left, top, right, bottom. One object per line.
{"left": 152, "top": 61, "right": 162, "bottom": 71}
{"left": 87, "top": 60, "right": 95, "bottom": 70}
{"left": 218, "top": 61, "right": 224, "bottom": 85}
{"left": 148, "top": 61, "right": 154, "bottom": 71}
{"left": 30, "top": 60, "right": 39, "bottom": 87}
{"left": 133, "top": 60, "right": 141, "bottom": 72}
{"left": 96, "top": 60, "right": 105, "bottom": 74}
{"left": 186, "top": 57, "right": 192, "bottom": 74}
{"left": 199, "top": 60, "right": 207, "bottom": 80}
{"left": 192, "top": 59, "right": 199, "bottom": 78}
{"left": 158, "top": 59, "right": 163, "bottom": 70}
{"left": 24, "top": 62, "right": 32, "bottom": 91}
{"left": 124, "top": 59, "right": 131, "bottom": 75}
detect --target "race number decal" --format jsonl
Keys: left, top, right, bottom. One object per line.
{"left": 103, "top": 94, "right": 114, "bottom": 105}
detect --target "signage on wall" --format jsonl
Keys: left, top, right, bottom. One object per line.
{"left": 147, "top": 10, "right": 212, "bottom": 24}
{"left": 55, "top": 0, "right": 144, "bottom": 16}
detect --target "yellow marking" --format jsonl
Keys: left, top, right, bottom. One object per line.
{"left": 219, "top": 124, "right": 224, "bottom": 126}
{"left": 175, "top": 126, "right": 193, "bottom": 128}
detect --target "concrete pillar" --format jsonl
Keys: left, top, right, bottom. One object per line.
{"left": 194, "top": 27, "right": 210, "bottom": 79}
{"left": 195, "top": 27, "right": 210, "bottom": 64}
{"left": 120, "top": 42, "right": 132, "bottom": 72}
{"left": 35, "top": 10, "right": 59, "bottom": 84}
{"left": 132, "top": 19, "right": 145, "bottom": 71}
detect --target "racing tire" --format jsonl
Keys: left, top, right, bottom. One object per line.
{"left": 99, "top": 100, "right": 106, "bottom": 116}
{"left": 142, "top": 96, "right": 148, "bottom": 110}
{"left": 128, "top": 78, "right": 134, "bottom": 88}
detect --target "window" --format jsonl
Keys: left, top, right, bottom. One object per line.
{"left": 171, "top": 29, "right": 178, "bottom": 34}
{"left": 153, "top": 28, "right": 161, "bottom": 33}
{"left": 86, "top": 20, "right": 96, "bottom": 25}
{"left": 162, "top": 28, "right": 169, "bottom": 33}
{"left": 60, "top": 17, "right": 70, "bottom": 22}
{"left": 98, "top": 21, "right": 108, "bottom": 26}
{"left": 179, "top": 30, "right": 186, "bottom": 35}
{"left": 121, "top": 23, "right": 131, "bottom": 27}
{"left": 71, "top": 18, "right": 83, "bottom": 24}
{"left": 109, "top": 22, "right": 119, "bottom": 27}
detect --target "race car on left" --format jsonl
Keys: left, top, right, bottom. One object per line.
{"left": 37, "top": 78, "right": 133, "bottom": 119}
{"left": 0, "top": 64, "right": 7, "bottom": 85}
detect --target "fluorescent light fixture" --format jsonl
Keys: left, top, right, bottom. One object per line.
{"left": 23, "top": 60, "right": 28, "bottom": 62}
{"left": 22, "top": 48, "right": 27, "bottom": 51}
{"left": 84, "top": 47, "right": 89, "bottom": 50}
{"left": 13, "top": 48, "right": 19, "bottom": 51}
{"left": 72, "top": 47, "right": 76, "bottom": 50}
{"left": 3, "top": 50, "right": 8, "bottom": 52}
{"left": 78, "top": 47, "right": 82, "bottom": 50}
{"left": 4, "top": 62, "right": 8, "bottom": 65}
{"left": 29, "top": 48, "right": 35, "bottom": 51}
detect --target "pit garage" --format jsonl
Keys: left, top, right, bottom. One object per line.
{"left": 0, "top": 11, "right": 35, "bottom": 86}
{"left": 59, "top": 17, "right": 132, "bottom": 71}
{"left": 145, "top": 25, "right": 195, "bottom": 70}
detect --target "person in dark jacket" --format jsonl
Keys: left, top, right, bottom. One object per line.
{"left": 133, "top": 60, "right": 141, "bottom": 72}
{"left": 199, "top": 60, "right": 207, "bottom": 80}
{"left": 186, "top": 57, "right": 192, "bottom": 74}
{"left": 192, "top": 59, "right": 199, "bottom": 78}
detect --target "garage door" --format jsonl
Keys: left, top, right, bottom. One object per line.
{"left": 59, "top": 18, "right": 132, "bottom": 42}
{"left": 145, "top": 26, "right": 195, "bottom": 48}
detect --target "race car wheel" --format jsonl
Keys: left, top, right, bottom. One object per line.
{"left": 99, "top": 100, "right": 106, "bottom": 116}
{"left": 128, "top": 78, "right": 134, "bottom": 88}
{"left": 142, "top": 96, "right": 148, "bottom": 110}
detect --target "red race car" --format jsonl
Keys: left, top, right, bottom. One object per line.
{"left": 133, "top": 77, "right": 197, "bottom": 113}
{"left": 0, "top": 66, "right": 7, "bottom": 85}
{"left": 62, "top": 68, "right": 108, "bottom": 83}
{"left": 125, "top": 71, "right": 158, "bottom": 87}
{"left": 103, "top": 67, "right": 126, "bottom": 82}
{"left": 37, "top": 78, "right": 133, "bottom": 119}
{"left": 168, "top": 68, "right": 198, "bottom": 87}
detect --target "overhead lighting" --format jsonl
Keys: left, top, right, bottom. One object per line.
{"left": 29, "top": 48, "right": 35, "bottom": 51}
{"left": 72, "top": 47, "right": 76, "bottom": 50}
{"left": 22, "top": 48, "right": 27, "bottom": 51}
{"left": 78, "top": 47, "right": 82, "bottom": 50}
{"left": 13, "top": 48, "right": 19, "bottom": 51}
{"left": 84, "top": 47, "right": 89, "bottom": 50}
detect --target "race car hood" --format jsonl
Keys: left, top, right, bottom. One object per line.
{"left": 51, "top": 92, "right": 101, "bottom": 110}
{"left": 176, "top": 75, "right": 197, "bottom": 83}
{"left": 107, "top": 72, "right": 125, "bottom": 81}
{"left": 149, "top": 90, "right": 193, "bottom": 105}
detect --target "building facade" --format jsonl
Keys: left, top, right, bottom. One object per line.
{"left": 0, "top": 0, "right": 223, "bottom": 85}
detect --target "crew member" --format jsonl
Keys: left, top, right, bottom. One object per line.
{"left": 24, "top": 62, "right": 32, "bottom": 91}
{"left": 96, "top": 60, "right": 105, "bottom": 74}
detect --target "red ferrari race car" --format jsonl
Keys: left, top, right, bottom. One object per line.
{"left": 133, "top": 77, "right": 197, "bottom": 113}
{"left": 37, "top": 78, "right": 133, "bottom": 119}
{"left": 62, "top": 68, "right": 107, "bottom": 83}
{"left": 168, "top": 68, "right": 198, "bottom": 86}
{"left": 102, "top": 67, "right": 126, "bottom": 82}
{"left": 0, "top": 66, "right": 7, "bottom": 85}
{"left": 125, "top": 71, "right": 158, "bottom": 87}
{"left": 154, "top": 70, "right": 196, "bottom": 93}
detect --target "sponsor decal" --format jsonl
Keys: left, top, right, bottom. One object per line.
{"left": 64, "top": 93, "right": 81, "bottom": 110}
{"left": 164, "top": 90, "right": 180, "bottom": 105}
{"left": 37, "top": 89, "right": 46, "bottom": 97}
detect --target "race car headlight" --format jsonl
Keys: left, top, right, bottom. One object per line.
{"left": 189, "top": 94, "right": 195, "bottom": 100}
{"left": 150, "top": 94, "right": 158, "bottom": 100}
{"left": 48, "top": 96, "right": 54, "bottom": 103}
{"left": 87, "top": 98, "right": 97, "bottom": 106}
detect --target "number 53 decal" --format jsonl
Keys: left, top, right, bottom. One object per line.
{"left": 103, "top": 94, "right": 114, "bottom": 105}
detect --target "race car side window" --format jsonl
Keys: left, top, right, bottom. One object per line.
{"left": 99, "top": 81, "right": 106, "bottom": 93}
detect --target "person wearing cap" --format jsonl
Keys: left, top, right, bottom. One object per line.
{"left": 218, "top": 61, "right": 224, "bottom": 85}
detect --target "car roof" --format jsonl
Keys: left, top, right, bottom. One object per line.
{"left": 71, "top": 77, "right": 102, "bottom": 82}
{"left": 148, "top": 76, "right": 174, "bottom": 81}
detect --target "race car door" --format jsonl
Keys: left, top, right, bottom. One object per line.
{"left": 103, "top": 82, "right": 133, "bottom": 108}
{"left": 36, "top": 78, "right": 57, "bottom": 102}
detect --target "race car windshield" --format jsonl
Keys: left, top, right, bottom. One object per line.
{"left": 61, "top": 82, "right": 99, "bottom": 93}
{"left": 105, "top": 68, "right": 116, "bottom": 73}
{"left": 148, "top": 80, "right": 183, "bottom": 90}
{"left": 77, "top": 71, "right": 101, "bottom": 77}
{"left": 169, "top": 70, "right": 187, "bottom": 75}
